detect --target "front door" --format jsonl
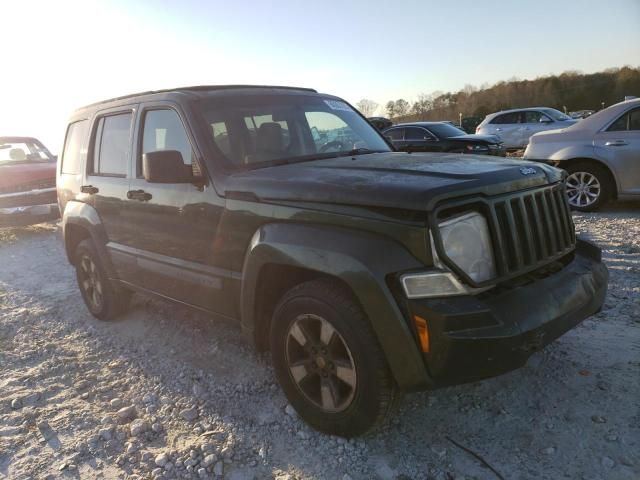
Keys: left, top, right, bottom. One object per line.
{"left": 593, "top": 106, "right": 640, "bottom": 195}
{"left": 122, "top": 104, "right": 230, "bottom": 315}
{"left": 404, "top": 127, "right": 439, "bottom": 152}
{"left": 522, "top": 110, "right": 554, "bottom": 147}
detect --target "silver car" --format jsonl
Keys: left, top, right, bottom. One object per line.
{"left": 524, "top": 98, "right": 640, "bottom": 211}
{"left": 476, "top": 107, "right": 577, "bottom": 149}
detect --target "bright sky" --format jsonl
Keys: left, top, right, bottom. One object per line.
{"left": 2, "top": 0, "right": 639, "bottom": 153}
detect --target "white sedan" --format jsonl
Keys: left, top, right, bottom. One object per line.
{"left": 524, "top": 99, "right": 640, "bottom": 211}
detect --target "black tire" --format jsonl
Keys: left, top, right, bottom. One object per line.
{"left": 564, "top": 162, "right": 612, "bottom": 212}
{"left": 270, "top": 279, "right": 397, "bottom": 437}
{"left": 74, "top": 239, "right": 131, "bottom": 320}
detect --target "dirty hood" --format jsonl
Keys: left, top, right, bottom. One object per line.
{"left": 223, "top": 152, "right": 564, "bottom": 211}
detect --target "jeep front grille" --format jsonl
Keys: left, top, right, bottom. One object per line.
{"left": 489, "top": 183, "right": 575, "bottom": 276}
{"left": 434, "top": 183, "right": 576, "bottom": 285}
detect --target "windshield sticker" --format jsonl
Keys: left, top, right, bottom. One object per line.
{"left": 324, "top": 100, "right": 353, "bottom": 112}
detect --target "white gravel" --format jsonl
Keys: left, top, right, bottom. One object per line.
{"left": 0, "top": 203, "right": 638, "bottom": 480}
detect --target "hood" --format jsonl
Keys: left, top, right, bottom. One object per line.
{"left": 223, "top": 152, "right": 563, "bottom": 212}
{"left": 447, "top": 133, "right": 502, "bottom": 144}
{"left": 0, "top": 161, "right": 56, "bottom": 191}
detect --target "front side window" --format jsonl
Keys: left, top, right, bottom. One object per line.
{"left": 491, "top": 112, "right": 521, "bottom": 124}
{"left": 199, "top": 95, "right": 390, "bottom": 169}
{"left": 141, "top": 109, "right": 196, "bottom": 176}
{"left": 405, "top": 127, "right": 429, "bottom": 140}
{"left": 524, "top": 111, "right": 550, "bottom": 123}
{"left": 425, "top": 123, "right": 466, "bottom": 138}
{"left": 608, "top": 108, "right": 640, "bottom": 132}
{"left": 541, "top": 108, "right": 571, "bottom": 121}
{"left": 61, "top": 120, "right": 89, "bottom": 174}
{"left": 92, "top": 113, "right": 132, "bottom": 176}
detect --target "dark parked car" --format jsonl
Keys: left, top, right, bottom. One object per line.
{"left": 0, "top": 136, "right": 59, "bottom": 227}
{"left": 367, "top": 116, "right": 392, "bottom": 131}
{"left": 58, "top": 85, "right": 607, "bottom": 437}
{"left": 384, "top": 122, "right": 506, "bottom": 156}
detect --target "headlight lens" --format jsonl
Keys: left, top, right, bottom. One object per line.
{"left": 438, "top": 211, "right": 496, "bottom": 283}
{"left": 465, "top": 144, "right": 489, "bottom": 151}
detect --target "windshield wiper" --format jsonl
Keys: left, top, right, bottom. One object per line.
{"left": 346, "top": 148, "right": 382, "bottom": 156}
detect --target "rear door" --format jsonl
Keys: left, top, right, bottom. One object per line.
{"left": 85, "top": 107, "right": 136, "bottom": 282}
{"left": 122, "top": 103, "right": 230, "bottom": 314}
{"left": 594, "top": 106, "right": 640, "bottom": 195}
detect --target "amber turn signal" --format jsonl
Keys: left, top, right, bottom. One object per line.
{"left": 413, "top": 315, "right": 430, "bottom": 353}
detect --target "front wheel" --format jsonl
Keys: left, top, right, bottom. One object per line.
{"left": 565, "top": 162, "right": 611, "bottom": 211}
{"left": 270, "top": 279, "right": 398, "bottom": 437}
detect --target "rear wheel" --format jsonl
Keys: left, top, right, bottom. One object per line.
{"left": 75, "top": 239, "right": 130, "bottom": 320}
{"left": 565, "top": 162, "right": 611, "bottom": 211}
{"left": 270, "top": 279, "right": 397, "bottom": 437}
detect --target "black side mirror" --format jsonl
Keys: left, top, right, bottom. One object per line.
{"left": 143, "top": 150, "right": 193, "bottom": 184}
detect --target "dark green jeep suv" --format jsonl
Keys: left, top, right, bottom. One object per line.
{"left": 57, "top": 86, "right": 608, "bottom": 437}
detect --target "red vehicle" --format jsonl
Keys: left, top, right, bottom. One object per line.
{"left": 0, "top": 136, "right": 59, "bottom": 227}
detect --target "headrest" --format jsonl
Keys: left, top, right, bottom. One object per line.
{"left": 9, "top": 148, "right": 27, "bottom": 161}
{"left": 256, "top": 122, "right": 284, "bottom": 153}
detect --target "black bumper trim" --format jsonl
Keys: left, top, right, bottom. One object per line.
{"left": 407, "top": 238, "right": 608, "bottom": 388}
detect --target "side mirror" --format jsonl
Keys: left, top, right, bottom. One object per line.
{"left": 143, "top": 150, "right": 193, "bottom": 184}
{"left": 539, "top": 117, "right": 552, "bottom": 123}
{"left": 385, "top": 135, "right": 394, "bottom": 142}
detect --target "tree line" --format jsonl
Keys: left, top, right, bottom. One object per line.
{"left": 356, "top": 66, "right": 640, "bottom": 123}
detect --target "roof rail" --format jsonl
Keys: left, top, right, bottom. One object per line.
{"left": 77, "top": 85, "right": 318, "bottom": 110}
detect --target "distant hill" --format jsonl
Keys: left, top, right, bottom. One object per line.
{"left": 393, "top": 66, "right": 640, "bottom": 123}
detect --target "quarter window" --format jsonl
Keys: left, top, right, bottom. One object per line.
{"left": 62, "top": 120, "right": 89, "bottom": 174}
{"left": 92, "top": 113, "right": 132, "bottom": 176}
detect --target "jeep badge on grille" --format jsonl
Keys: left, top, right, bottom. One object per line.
{"left": 520, "top": 167, "right": 537, "bottom": 175}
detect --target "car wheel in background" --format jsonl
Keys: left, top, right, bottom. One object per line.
{"left": 270, "top": 279, "right": 398, "bottom": 437}
{"left": 75, "top": 239, "right": 131, "bottom": 320}
{"left": 564, "top": 162, "right": 611, "bottom": 212}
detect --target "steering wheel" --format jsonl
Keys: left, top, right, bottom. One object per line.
{"left": 319, "top": 140, "right": 346, "bottom": 153}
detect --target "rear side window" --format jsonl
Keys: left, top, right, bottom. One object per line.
{"left": 491, "top": 112, "right": 521, "bottom": 124}
{"left": 61, "top": 120, "right": 89, "bottom": 174}
{"left": 92, "top": 113, "right": 132, "bottom": 176}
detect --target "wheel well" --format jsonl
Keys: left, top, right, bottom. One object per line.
{"left": 64, "top": 224, "right": 91, "bottom": 264}
{"left": 562, "top": 158, "right": 618, "bottom": 199}
{"left": 252, "top": 264, "right": 354, "bottom": 352}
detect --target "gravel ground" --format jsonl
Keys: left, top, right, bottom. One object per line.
{"left": 0, "top": 204, "right": 638, "bottom": 480}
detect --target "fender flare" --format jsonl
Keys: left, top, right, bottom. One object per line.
{"left": 62, "top": 201, "right": 116, "bottom": 279}
{"left": 240, "top": 222, "right": 432, "bottom": 390}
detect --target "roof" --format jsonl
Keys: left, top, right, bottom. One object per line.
{"left": 75, "top": 85, "right": 318, "bottom": 111}
{"left": 486, "top": 107, "right": 560, "bottom": 118}
{"left": 0, "top": 136, "right": 41, "bottom": 143}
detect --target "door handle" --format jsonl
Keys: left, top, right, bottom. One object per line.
{"left": 495, "top": 128, "right": 502, "bottom": 132}
{"left": 605, "top": 140, "right": 628, "bottom": 146}
{"left": 127, "top": 189, "right": 152, "bottom": 201}
{"left": 80, "top": 185, "right": 99, "bottom": 194}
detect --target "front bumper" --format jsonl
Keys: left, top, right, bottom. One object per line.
{"left": 0, "top": 187, "right": 59, "bottom": 227}
{"left": 407, "top": 238, "right": 608, "bottom": 387}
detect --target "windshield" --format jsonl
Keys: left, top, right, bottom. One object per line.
{"left": 198, "top": 94, "right": 391, "bottom": 169}
{"left": 0, "top": 139, "right": 54, "bottom": 164}
{"left": 542, "top": 108, "right": 572, "bottom": 121}
{"left": 426, "top": 123, "right": 467, "bottom": 138}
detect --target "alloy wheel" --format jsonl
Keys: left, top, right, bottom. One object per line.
{"left": 79, "top": 255, "right": 103, "bottom": 311}
{"left": 285, "top": 314, "right": 357, "bottom": 413}
{"left": 566, "top": 171, "right": 601, "bottom": 208}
